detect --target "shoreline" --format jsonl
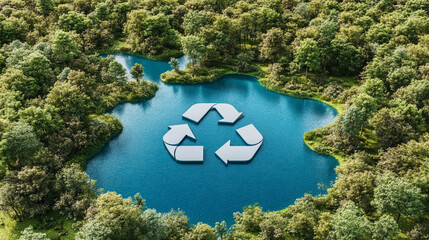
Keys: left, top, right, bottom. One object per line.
{"left": 160, "top": 64, "right": 345, "bottom": 164}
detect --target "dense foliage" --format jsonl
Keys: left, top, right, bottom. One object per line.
{"left": 0, "top": 0, "right": 428, "bottom": 239}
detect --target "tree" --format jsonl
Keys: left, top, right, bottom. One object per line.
{"left": 366, "top": 23, "right": 391, "bottom": 44}
{"left": 163, "top": 210, "right": 189, "bottom": 240}
{"left": 260, "top": 28, "right": 286, "bottom": 62}
{"left": 35, "top": 0, "right": 54, "bottom": 15}
{"left": 319, "top": 20, "right": 338, "bottom": 45}
{"left": 85, "top": 192, "right": 143, "bottom": 240}
{"left": 169, "top": 57, "right": 180, "bottom": 72}
{"left": 391, "top": 100, "right": 423, "bottom": 129}
{"left": 140, "top": 209, "right": 167, "bottom": 240}
{"left": 370, "top": 108, "right": 413, "bottom": 148}
{"left": 314, "top": 212, "right": 333, "bottom": 240}
{"left": 57, "top": 67, "right": 71, "bottom": 81}
{"left": 330, "top": 154, "right": 376, "bottom": 211}
{"left": 373, "top": 173, "right": 424, "bottom": 222}
{"left": 0, "top": 166, "right": 51, "bottom": 221}
{"left": 233, "top": 204, "right": 264, "bottom": 233}
{"left": 183, "top": 10, "right": 208, "bottom": 35}
{"left": 287, "top": 212, "right": 316, "bottom": 239}
{"left": 235, "top": 52, "right": 254, "bottom": 72}
{"left": 46, "top": 81, "right": 90, "bottom": 118}
{"left": 386, "top": 66, "right": 417, "bottom": 92}
{"left": 268, "top": 63, "right": 284, "bottom": 81}
{"left": 377, "top": 138, "right": 429, "bottom": 178}
{"left": 76, "top": 219, "right": 111, "bottom": 240}
{"left": 54, "top": 164, "right": 96, "bottom": 218}
{"left": 95, "top": 2, "right": 109, "bottom": 21}
{"left": 215, "top": 221, "right": 227, "bottom": 240}
{"left": 0, "top": 68, "right": 40, "bottom": 99}
{"left": 19, "top": 226, "right": 48, "bottom": 240}
{"left": 107, "top": 61, "right": 127, "bottom": 83}
{"left": 0, "top": 122, "right": 41, "bottom": 168}
{"left": 181, "top": 35, "right": 206, "bottom": 64}
{"left": 19, "top": 50, "right": 53, "bottom": 90}
{"left": 0, "top": 90, "right": 23, "bottom": 121}
{"left": 337, "top": 106, "right": 365, "bottom": 139}
{"left": 59, "top": 12, "right": 86, "bottom": 33}
{"left": 394, "top": 79, "right": 429, "bottom": 106}
{"left": 285, "top": 194, "right": 318, "bottom": 239}
{"left": 19, "top": 105, "right": 63, "bottom": 138}
{"left": 361, "top": 78, "right": 386, "bottom": 102}
{"left": 294, "top": 38, "right": 321, "bottom": 77}
{"left": 131, "top": 63, "right": 144, "bottom": 83}
{"left": 184, "top": 223, "right": 216, "bottom": 240}
{"left": 52, "top": 31, "right": 80, "bottom": 63}
{"left": 352, "top": 93, "right": 378, "bottom": 121}
{"left": 332, "top": 201, "right": 371, "bottom": 240}
{"left": 330, "top": 38, "right": 363, "bottom": 76}
{"left": 259, "top": 212, "right": 286, "bottom": 240}
{"left": 125, "top": 10, "right": 179, "bottom": 55}
{"left": 371, "top": 215, "right": 399, "bottom": 240}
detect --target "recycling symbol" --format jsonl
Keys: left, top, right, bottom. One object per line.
{"left": 162, "top": 103, "right": 264, "bottom": 165}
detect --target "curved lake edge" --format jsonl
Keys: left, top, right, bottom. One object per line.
{"left": 159, "top": 63, "right": 344, "bottom": 163}
{"left": 88, "top": 53, "right": 339, "bottom": 222}
{"left": 85, "top": 52, "right": 344, "bottom": 167}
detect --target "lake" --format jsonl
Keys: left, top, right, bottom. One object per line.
{"left": 86, "top": 53, "right": 338, "bottom": 226}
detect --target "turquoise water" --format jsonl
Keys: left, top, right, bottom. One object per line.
{"left": 86, "top": 53, "right": 338, "bottom": 225}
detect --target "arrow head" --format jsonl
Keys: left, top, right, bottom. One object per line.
{"left": 213, "top": 104, "right": 243, "bottom": 124}
{"left": 168, "top": 124, "right": 196, "bottom": 140}
{"left": 215, "top": 140, "right": 231, "bottom": 165}
{"left": 218, "top": 112, "right": 243, "bottom": 124}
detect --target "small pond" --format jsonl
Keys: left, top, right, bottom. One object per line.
{"left": 86, "top": 53, "right": 338, "bottom": 225}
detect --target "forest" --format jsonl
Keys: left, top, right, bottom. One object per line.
{"left": 0, "top": 0, "right": 428, "bottom": 239}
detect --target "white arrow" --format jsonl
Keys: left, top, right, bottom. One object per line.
{"left": 215, "top": 124, "right": 264, "bottom": 165}
{"left": 182, "top": 103, "right": 215, "bottom": 123}
{"left": 162, "top": 124, "right": 196, "bottom": 145}
{"left": 213, "top": 104, "right": 243, "bottom": 124}
{"left": 164, "top": 143, "right": 204, "bottom": 162}
{"left": 236, "top": 124, "right": 263, "bottom": 145}
{"left": 175, "top": 146, "right": 204, "bottom": 162}
{"left": 215, "top": 141, "right": 262, "bottom": 164}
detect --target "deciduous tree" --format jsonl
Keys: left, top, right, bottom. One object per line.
{"left": 332, "top": 201, "right": 371, "bottom": 240}
{"left": 52, "top": 31, "right": 80, "bottom": 63}
{"left": 294, "top": 38, "right": 321, "bottom": 76}
{"left": 373, "top": 173, "right": 424, "bottom": 222}
{"left": 0, "top": 166, "right": 51, "bottom": 221}
{"left": 260, "top": 28, "right": 285, "bottom": 62}
{"left": 131, "top": 63, "right": 144, "bottom": 83}
{"left": 0, "top": 122, "right": 41, "bottom": 168}
{"left": 184, "top": 223, "right": 216, "bottom": 240}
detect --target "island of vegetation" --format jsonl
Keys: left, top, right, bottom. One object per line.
{"left": 0, "top": 0, "right": 428, "bottom": 239}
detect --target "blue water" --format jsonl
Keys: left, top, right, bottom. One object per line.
{"left": 86, "top": 53, "right": 338, "bottom": 226}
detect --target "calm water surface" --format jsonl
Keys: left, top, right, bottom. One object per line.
{"left": 86, "top": 53, "right": 338, "bottom": 225}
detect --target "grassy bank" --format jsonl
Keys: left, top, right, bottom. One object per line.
{"left": 0, "top": 212, "right": 76, "bottom": 240}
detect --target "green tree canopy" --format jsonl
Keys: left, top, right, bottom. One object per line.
{"left": 46, "top": 81, "right": 90, "bottom": 118}
{"left": 184, "top": 222, "right": 217, "bottom": 240}
{"left": 181, "top": 35, "right": 206, "bottom": 64}
{"left": 260, "top": 28, "right": 286, "bottom": 62}
{"left": 131, "top": 63, "right": 144, "bottom": 83}
{"left": 332, "top": 201, "right": 371, "bottom": 240}
{"left": 294, "top": 38, "right": 321, "bottom": 76}
{"left": 0, "top": 122, "right": 41, "bottom": 168}
{"left": 373, "top": 173, "right": 424, "bottom": 222}
{"left": 51, "top": 31, "right": 80, "bottom": 63}
{"left": 0, "top": 166, "right": 51, "bottom": 221}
